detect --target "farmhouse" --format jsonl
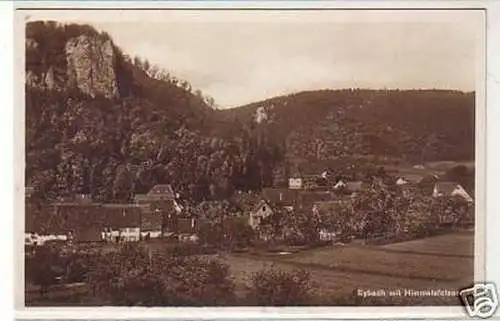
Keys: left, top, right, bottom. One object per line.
{"left": 74, "top": 226, "right": 101, "bottom": 243}
{"left": 396, "top": 174, "right": 424, "bottom": 186}
{"left": 140, "top": 211, "right": 163, "bottom": 239}
{"left": 101, "top": 204, "right": 142, "bottom": 242}
{"left": 334, "top": 179, "right": 347, "bottom": 190}
{"left": 177, "top": 217, "right": 199, "bottom": 241}
{"left": 249, "top": 200, "right": 274, "bottom": 229}
{"left": 432, "top": 181, "right": 473, "bottom": 203}
{"left": 262, "top": 187, "right": 299, "bottom": 209}
{"left": 135, "top": 184, "right": 182, "bottom": 215}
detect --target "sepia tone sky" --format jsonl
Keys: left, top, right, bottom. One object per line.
{"left": 23, "top": 9, "right": 484, "bottom": 108}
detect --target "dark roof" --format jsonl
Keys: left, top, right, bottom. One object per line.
{"left": 299, "top": 191, "right": 334, "bottom": 205}
{"left": 400, "top": 174, "right": 424, "bottom": 184}
{"left": 313, "top": 200, "right": 344, "bottom": 212}
{"left": 134, "top": 194, "right": 150, "bottom": 203}
{"left": 102, "top": 205, "right": 142, "bottom": 228}
{"left": 434, "top": 181, "right": 459, "bottom": 195}
{"left": 140, "top": 212, "right": 163, "bottom": 231}
{"left": 74, "top": 227, "right": 101, "bottom": 242}
{"left": 147, "top": 184, "right": 175, "bottom": 199}
{"left": 262, "top": 188, "right": 300, "bottom": 206}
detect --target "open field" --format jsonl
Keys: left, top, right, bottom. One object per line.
{"left": 425, "top": 160, "right": 475, "bottom": 171}
{"left": 222, "top": 231, "right": 474, "bottom": 305}
{"left": 386, "top": 160, "right": 475, "bottom": 178}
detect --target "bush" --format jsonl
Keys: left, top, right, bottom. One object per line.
{"left": 244, "top": 265, "right": 316, "bottom": 306}
{"left": 87, "top": 243, "right": 236, "bottom": 306}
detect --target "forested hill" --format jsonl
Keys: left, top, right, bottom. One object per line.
{"left": 25, "top": 21, "right": 278, "bottom": 203}
{"left": 25, "top": 21, "right": 475, "bottom": 203}
{"left": 218, "top": 89, "right": 475, "bottom": 174}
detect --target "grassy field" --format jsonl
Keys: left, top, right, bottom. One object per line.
{"left": 221, "top": 231, "right": 474, "bottom": 305}
{"left": 385, "top": 160, "right": 475, "bottom": 177}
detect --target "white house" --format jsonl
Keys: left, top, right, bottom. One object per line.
{"left": 289, "top": 177, "right": 303, "bottom": 189}
{"left": 396, "top": 177, "right": 408, "bottom": 185}
{"left": 334, "top": 180, "right": 346, "bottom": 189}
{"left": 433, "top": 182, "right": 473, "bottom": 203}
{"left": 249, "top": 200, "right": 274, "bottom": 229}
{"left": 24, "top": 232, "right": 68, "bottom": 246}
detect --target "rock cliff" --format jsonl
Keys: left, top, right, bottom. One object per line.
{"left": 65, "top": 34, "right": 119, "bottom": 99}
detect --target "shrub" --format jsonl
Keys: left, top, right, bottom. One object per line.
{"left": 244, "top": 265, "right": 316, "bottom": 306}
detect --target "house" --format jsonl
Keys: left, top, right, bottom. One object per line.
{"left": 101, "top": 204, "right": 142, "bottom": 242}
{"left": 396, "top": 174, "right": 424, "bottom": 185}
{"left": 147, "top": 184, "right": 176, "bottom": 200}
{"left": 299, "top": 191, "right": 335, "bottom": 209}
{"left": 24, "top": 232, "right": 68, "bottom": 246}
{"left": 262, "top": 188, "right": 300, "bottom": 208}
{"left": 135, "top": 184, "right": 182, "bottom": 219}
{"left": 140, "top": 211, "right": 163, "bottom": 239}
{"left": 432, "top": 182, "right": 473, "bottom": 203}
{"left": 396, "top": 177, "right": 408, "bottom": 186}
{"left": 25, "top": 186, "right": 35, "bottom": 200}
{"left": 177, "top": 217, "right": 198, "bottom": 241}
{"left": 312, "top": 200, "right": 347, "bottom": 241}
{"left": 334, "top": 180, "right": 347, "bottom": 190}
{"left": 249, "top": 200, "right": 274, "bottom": 229}
{"left": 288, "top": 177, "right": 303, "bottom": 189}
{"left": 74, "top": 226, "right": 102, "bottom": 243}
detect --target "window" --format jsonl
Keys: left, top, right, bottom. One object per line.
{"left": 262, "top": 206, "right": 266, "bottom": 211}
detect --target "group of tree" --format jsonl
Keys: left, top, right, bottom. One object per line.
{"left": 25, "top": 21, "right": 283, "bottom": 203}
{"left": 220, "top": 89, "right": 474, "bottom": 177}
{"left": 26, "top": 242, "right": 316, "bottom": 306}
{"left": 25, "top": 21, "right": 474, "bottom": 209}
{"left": 257, "top": 182, "right": 473, "bottom": 246}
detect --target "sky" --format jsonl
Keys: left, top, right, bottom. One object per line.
{"left": 23, "top": 9, "right": 484, "bottom": 108}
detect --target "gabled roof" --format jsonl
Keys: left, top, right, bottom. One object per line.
{"left": 147, "top": 184, "right": 175, "bottom": 199}
{"left": 140, "top": 212, "right": 163, "bottom": 231}
{"left": 400, "top": 174, "right": 424, "bottom": 184}
{"left": 334, "top": 180, "right": 346, "bottom": 189}
{"left": 434, "top": 181, "right": 473, "bottom": 202}
{"left": 251, "top": 200, "right": 272, "bottom": 216}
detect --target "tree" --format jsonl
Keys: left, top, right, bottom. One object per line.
{"left": 224, "top": 217, "right": 255, "bottom": 249}
{"left": 87, "top": 243, "right": 236, "bottom": 306}
{"left": 245, "top": 266, "right": 316, "bottom": 306}
{"left": 25, "top": 245, "right": 65, "bottom": 296}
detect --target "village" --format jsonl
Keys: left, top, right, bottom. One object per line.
{"left": 25, "top": 164, "right": 474, "bottom": 249}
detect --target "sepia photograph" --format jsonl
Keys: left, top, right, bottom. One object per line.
{"left": 17, "top": 6, "right": 485, "bottom": 309}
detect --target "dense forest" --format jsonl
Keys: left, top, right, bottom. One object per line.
{"left": 25, "top": 21, "right": 475, "bottom": 203}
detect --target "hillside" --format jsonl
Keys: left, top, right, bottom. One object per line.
{"left": 25, "top": 21, "right": 475, "bottom": 203}
{"left": 218, "top": 89, "right": 475, "bottom": 178}
{"left": 25, "top": 21, "right": 279, "bottom": 203}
